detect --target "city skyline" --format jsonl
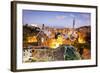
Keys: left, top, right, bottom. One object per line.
{"left": 23, "top": 10, "right": 91, "bottom": 28}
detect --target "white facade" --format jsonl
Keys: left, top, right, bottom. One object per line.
{"left": 23, "top": 49, "right": 33, "bottom": 62}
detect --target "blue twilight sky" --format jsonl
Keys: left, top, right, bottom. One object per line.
{"left": 23, "top": 10, "right": 91, "bottom": 28}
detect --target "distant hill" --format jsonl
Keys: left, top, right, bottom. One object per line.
{"left": 76, "top": 25, "right": 91, "bottom": 30}
{"left": 23, "top": 24, "right": 41, "bottom": 36}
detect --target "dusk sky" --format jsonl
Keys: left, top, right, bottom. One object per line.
{"left": 23, "top": 10, "right": 91, "bottom": 28}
